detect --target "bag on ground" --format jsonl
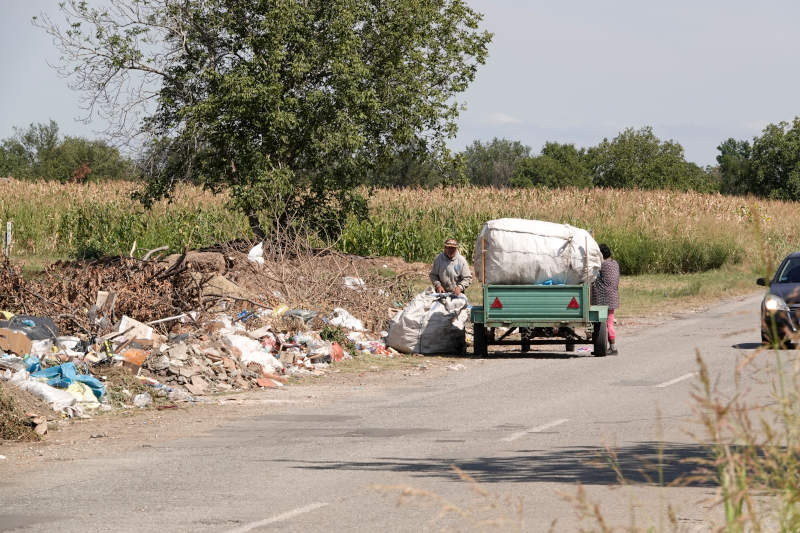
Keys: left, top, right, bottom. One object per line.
{"left": 385, "top": 291, "right": 469, "bottom": 354}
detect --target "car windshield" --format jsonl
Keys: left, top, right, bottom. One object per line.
{"left": 777, "top": 258, "right": 800, "bottom": 283}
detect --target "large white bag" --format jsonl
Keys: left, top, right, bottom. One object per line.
{"left": 473, "top": 218, "right": 602, "bottom": 285}
{"left": 385, "top": 291, "right": 469, "bottom": 354}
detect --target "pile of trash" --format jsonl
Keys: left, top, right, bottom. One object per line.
{"left": 0, "top": 306, "right": 397, "bottom": 419}
{"left": 0, "top": 245, "right": 412, "bottom": 424}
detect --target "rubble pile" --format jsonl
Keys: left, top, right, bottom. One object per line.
{"left": 0, "top": 245, "right": 417, "bottom": 426}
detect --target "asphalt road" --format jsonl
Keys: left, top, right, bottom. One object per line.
{"left": 0, "top": 293, "right": 777, "bottom": 532}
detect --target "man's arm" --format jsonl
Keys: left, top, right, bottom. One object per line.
{"left": 458, "top": 258, "right": 473, "bottom": 291}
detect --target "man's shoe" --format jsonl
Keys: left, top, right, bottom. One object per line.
{"left": 608, "top": 347, "right": 619, "bottom": 356}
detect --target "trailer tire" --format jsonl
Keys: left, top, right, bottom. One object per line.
{"left": 592, "top": 321, "right": 608, "bottom": 357}
{"left": 473, "top": 324, "right": 488, "bottom": 357}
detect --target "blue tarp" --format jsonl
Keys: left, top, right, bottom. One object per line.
{"left": 31, "top": 362, "right": 106, "bottom": 399}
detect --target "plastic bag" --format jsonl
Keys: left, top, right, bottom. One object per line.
{"left": 8, "top": 370, "right": 83, "bottom": 416}
{"left": 385, "top": 291, "right": 469, "bottom": 354}
{"left": 329, "top": 308, "right": 365, "bottom": 331}
{"left": 31, "top": 362, "right": 106, "bottom": 399}
{"left": 247, "top": 242, "right": 265, "bottom": 264}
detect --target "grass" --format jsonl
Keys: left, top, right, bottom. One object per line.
{"left": 619, "top": 263, "right": 763, "bottom": 317}
{"left": 4, "top": 180, "right": 799, "bottom": 279}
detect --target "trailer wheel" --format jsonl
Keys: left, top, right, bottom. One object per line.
{"left": 592, "top": 321, "right": 608, "bottom": 357}
{"left": 473, "top": 323, "right": 488, "bottom": 357}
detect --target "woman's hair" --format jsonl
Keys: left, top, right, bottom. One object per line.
{"left": 599, "top": 243, "right": 611, "bottom": 259}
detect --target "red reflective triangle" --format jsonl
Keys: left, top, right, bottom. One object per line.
{"left": 567, "top": 297, "right": 580, "bottom": 309}
{"left": 490, "top": 297, "right": 503, "bottom": 309}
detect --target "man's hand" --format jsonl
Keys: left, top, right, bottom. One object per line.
{"left": 435, "top": 285, "right": 445, "bottom": 293}
{"left": 453, "top": 286, "right": 462, "bottom": 296}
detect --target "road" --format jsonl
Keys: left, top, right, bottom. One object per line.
{"left": 0, "top": 293, "right": 777, "bottom": 532}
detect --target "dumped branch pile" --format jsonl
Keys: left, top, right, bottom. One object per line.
{"left": 0, "top": 237, "right": 423, "bottom": 432}
{"left": 1, "top": 257, "right": 201, "bottom": 335}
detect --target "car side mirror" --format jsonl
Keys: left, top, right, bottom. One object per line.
{"left": 757, "top": 278, "right": 767, "bottom": 286}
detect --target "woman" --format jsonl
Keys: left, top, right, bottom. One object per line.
{"left": 591, "top": 243, "right": 620, "bottom": 355}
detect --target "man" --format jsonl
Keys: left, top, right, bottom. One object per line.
{"left": 430, "top": 238, "right": 472, "bottom": 296}
{"left": 591, "top": 243, "right": 620, "bottom": 355}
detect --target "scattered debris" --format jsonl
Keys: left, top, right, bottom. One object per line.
{"left": 0, "top": 242, "right": 421, "bottom": 438}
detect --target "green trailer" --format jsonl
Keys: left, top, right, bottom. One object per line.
{"left": 470, "top": 283, "right": 609, "bottom": 356}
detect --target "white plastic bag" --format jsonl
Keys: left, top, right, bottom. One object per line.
{"left": 247, "top": 242, "right": 265, "bottom": 264}
{"left": 223, "top": 334, "right": 283, "bottom": 373}
{"left": 385, "top": 291, "right": 469, "bottom": 355}
{"left": 473, "top": 218, "right": 602, "bottom": 285}
{"left": 329, "top": 308, "right": 365, "bottom": 331}
{"left": 7, "top": 370, "right": 83, "bottom": 416}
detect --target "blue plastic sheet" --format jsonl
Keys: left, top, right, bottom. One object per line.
{"left": 24, "top": 355, "right": 41, "bottom": 373}
{"left": 31, "top": 362, "right": 106, "bottom": 399}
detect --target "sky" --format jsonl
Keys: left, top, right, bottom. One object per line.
{"left": 1, "top": 0, "right": 799, "bottom": 166}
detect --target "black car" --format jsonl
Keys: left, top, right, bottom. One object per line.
{"left": 758, "top": 252, "right": 800, "bottom": 346}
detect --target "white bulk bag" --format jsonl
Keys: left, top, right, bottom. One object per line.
{"left": 385, "top": 291, "right": 469, "bottom": 355}
{"left": 473, "top": 218, "right": 602, "bottom": 285}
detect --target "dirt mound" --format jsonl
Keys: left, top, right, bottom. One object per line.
{"left": 0, "top": 383, "right": 40, "bottom": 441}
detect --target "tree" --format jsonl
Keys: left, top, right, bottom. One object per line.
{"left": 463, "top": 138, "right": 531, "bottom": 186}
{"left": 588, "top": 126, "right": 716, "bottom": 192}
{"left": 0, "top": 121, "right": 134, "bottom": 181}
{"left": 38, "top": 0, "right": 492, "bottom": 239}
{"left": 716, "top": 138, "right": 753, "bottom": 195}
{"left": 509, "top": 142, "right": 592, "bottom": 189}
{"left": 0, "top": 120, "right": 60, "bottom": 179}
{"left": 748, "top": 119, "right": 800, "bottom": 201}
{"left": 52, "top": 137, "right": 136, "bottom": 182}
{"left": 370, "top": 142, "right": 466, "bottom": 188}
{"left": 716, "top": 119, "right": 800, "bottom": 200}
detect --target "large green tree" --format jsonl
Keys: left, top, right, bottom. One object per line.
{"left": 588, "top": 126, "right": 716, "bottom": 192}
{"left": 716, "top": 138, "right": 753, "bottom": 195}
{"left": 462, "top": 137, "right": 531, "bottom": 186}
{"left": 0, "top": 120, "right": 133, "bottom": 181}
{"left": 748, "top": 119, "right": 800, "bottom": 200}
{"left": 39, "top": 0, "right": 491, "bottom": 238}
{"left": 716, "top": 118, "right": 800, "bottom": 200}
{"left": 510, "top": 142, "right": 592, "bottom": 189}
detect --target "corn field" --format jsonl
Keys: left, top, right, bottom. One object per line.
{"left": 2, "top": 180, "right": 798, "bottom": 275}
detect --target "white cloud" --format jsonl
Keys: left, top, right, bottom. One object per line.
{"left": 486, "top": 112, "right": 522, "bottom": 126}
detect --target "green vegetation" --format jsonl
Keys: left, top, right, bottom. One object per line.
{"left": 6, "top": 182, "right": 798, "bottom": 278}
{"left": 40, "top": 0, "right": 491, "bottom": 239}
{"left": 338, "top": 188, "right": 749, "bottom": 275}
{"left": 0, "top": 120, "right": 134, "bottom": 182}
{"left": 319, "top": 325, "right": 358, "bottom": 355}
{"left": 718, "top": 117, "right": 800, "bottom": 201}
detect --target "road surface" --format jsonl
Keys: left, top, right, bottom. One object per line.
{"left": 0, "top": 293, "right": 778, "bottom": 531}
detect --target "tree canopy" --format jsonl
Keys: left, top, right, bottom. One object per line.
{"left": 463, "top": 138, "right": 531, "bottom": 186}
{"left": 511, "top": 142, "right": 592, "bottom": 189}
{"left": 717, "top": 118, "right": 800, "bottom": 201}
{"left": 588, "top": 127, "right": 716, "bottom": 192}
{"left": 0, "top": 120, "right": 134, "bottom": 182}
{"left": 39, "top": 0, "right": 492, "bottom": 238}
